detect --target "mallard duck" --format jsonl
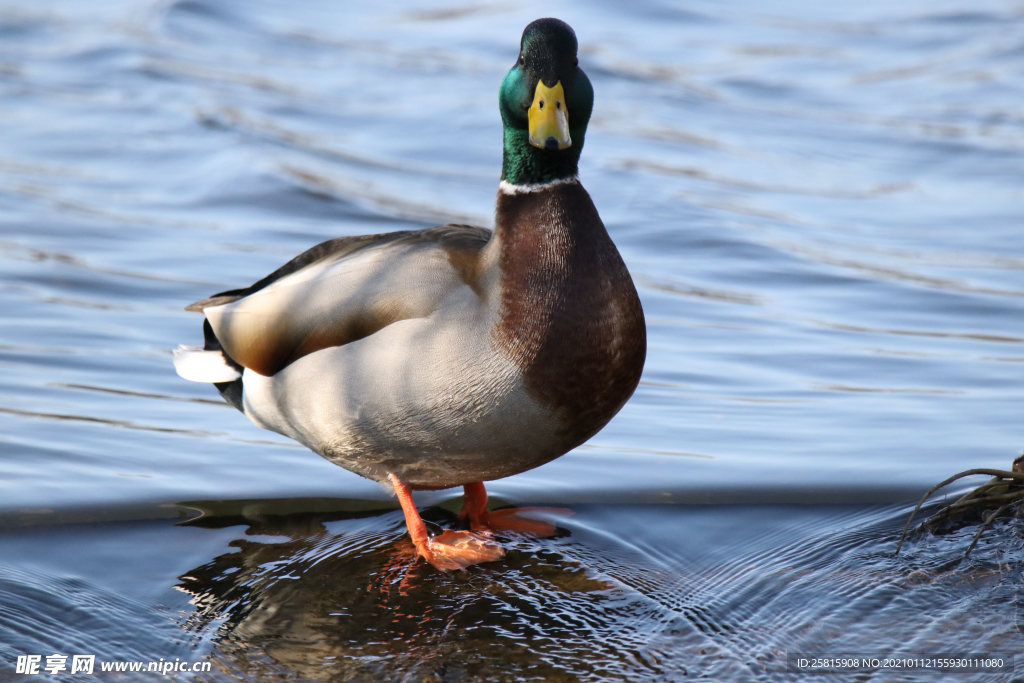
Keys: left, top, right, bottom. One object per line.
{"left": 174, "top": 18, "right": 646, "bottom": 571}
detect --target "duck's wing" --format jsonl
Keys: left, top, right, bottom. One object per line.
{"left": 187, "top": 225, "right": 491, "bottom": 377}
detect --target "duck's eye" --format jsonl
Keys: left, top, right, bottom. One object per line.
{"left": 539, "top": 100, "right": 544, "bottom": 109}
{"left": 556, "top": 101, "right": 561, "bottom": 110}
{"left": 518, "top": 54, "right": 525, "bottom": 67}
{"left": 573, "top": 58, "right": 579, "bottom": 67}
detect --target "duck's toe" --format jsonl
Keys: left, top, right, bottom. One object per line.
{"left": 477, "top": 507, "right": 570, "bottom": 537}
{"left": 422, "top": 530, "right": 504, "bottom": 570}
{"left": 457, "top": 482, "right": 569, "bottom": 537}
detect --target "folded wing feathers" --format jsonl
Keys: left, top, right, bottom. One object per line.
{"left": 177, "top": 225, "right": 493, "bottom": 379}
{"left": 183, "top": 233, "right": 416, "bottom": 314}
{"left": 184, "top": 294, "right": 245, "bottom": 313}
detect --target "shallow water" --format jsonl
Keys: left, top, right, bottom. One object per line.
{"left": 1, "top": 0, "right": 1023, "bottom": 680}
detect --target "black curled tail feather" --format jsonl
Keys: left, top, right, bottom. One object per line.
{"left": 204, "top": 318, "right": 246, "bottom": 413}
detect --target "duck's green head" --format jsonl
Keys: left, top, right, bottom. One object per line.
{"left": 499, "top": 18, "right": 594, "bottom": 186}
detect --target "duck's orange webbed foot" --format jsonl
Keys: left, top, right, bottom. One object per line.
{"left": 458, "top": 482, "right": 570, "bottom": 537}
{"left": 423, "top": 529, "right": 504, "bottom": 570}
{"left": 389, "top": 474, "right": 504, "bottom": 571}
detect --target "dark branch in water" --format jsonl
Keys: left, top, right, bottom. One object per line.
{"left": 895, "top": 467, "right": 1024, "bottom": 556}
{"left": 963, "top": 501, "right": 1020, "bottom": 558}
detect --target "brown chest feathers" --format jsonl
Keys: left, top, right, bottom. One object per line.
{"left": 491, "top": 182, "right": 647, "bottom": 451}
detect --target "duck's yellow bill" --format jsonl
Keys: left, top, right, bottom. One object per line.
{"left": 528, "top": 80, "right": 571, "bottom": 151}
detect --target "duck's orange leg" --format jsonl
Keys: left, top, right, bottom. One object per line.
{"left": 389, "top": 473, "right": 504, "bottom": 571}
{"left": 458, "top": 481, "right": 566, "bottom": 536}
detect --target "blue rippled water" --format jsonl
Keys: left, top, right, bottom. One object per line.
{"left": 1, "top": 0, "right": 1023, "bottom": 680}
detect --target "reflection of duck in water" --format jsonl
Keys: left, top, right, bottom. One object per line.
{"left": 176, "top": 504, "right": 620, "bottom": 681}
{"left": 174, "top": 18, "right": 646, "bottom": 571}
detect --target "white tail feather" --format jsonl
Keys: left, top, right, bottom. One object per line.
{"left": 173, "top": 345, "right": 242, "bottom": 383}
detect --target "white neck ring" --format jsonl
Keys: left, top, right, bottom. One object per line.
{"left": 498, "top": 175, "right": 579, "bottom": 195}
